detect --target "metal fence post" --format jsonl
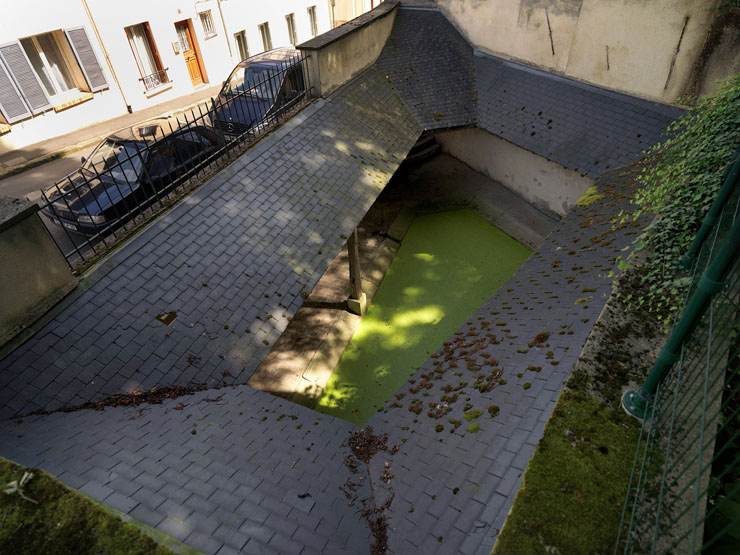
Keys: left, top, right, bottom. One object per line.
{"left": 680, "top": 146, "right": 740, "bottom": 270}
{"left": 622, "top": 217, "right": 740, "bottom": 419}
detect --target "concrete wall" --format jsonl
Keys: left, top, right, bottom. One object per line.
{"left": 435, "top": 128, "right": 593, "bottom": 217}
{"left": 438, "top": 0, "right": 722, "bottom": 103}
{"left": 0, "top": 196, "right": 77, "bottom": 348}
{"left": 298, "top": 2, "right": 397, "bottom": 98}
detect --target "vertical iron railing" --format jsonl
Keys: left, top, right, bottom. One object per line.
{"left": 616, "top": 146, "right": 740, "bottom": 553}
{"left": 139, "top": 68, "right": 170, "bottom": 91}
{"left": 36, "top": 52, "right": 310, "bottom": 269}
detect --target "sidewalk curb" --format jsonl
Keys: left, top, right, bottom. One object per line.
{"left": 0, "top": 138, "right": 104, "bottom": 181}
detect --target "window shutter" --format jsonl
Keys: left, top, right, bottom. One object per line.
{"left": 0, "top": 57, "right": 32, "bottom": 123}
{"left": 65, "top": 27, "right": 108, "bottom": 92}
{"left": 0, "top": 41, "right": 51, "bottom": 114}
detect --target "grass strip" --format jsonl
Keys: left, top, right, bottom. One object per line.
{"left": 0, "top": 456, "right": 195, "bottom": 554}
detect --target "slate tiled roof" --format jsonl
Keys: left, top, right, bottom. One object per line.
{"left": 374, "top": 6, "right": 683, "bottom": 177}
{"left": 474, "top": 53, "right": 685, "bottom": 177}
{"left": 374, "top": 7, "right": 477, "bottom": 130}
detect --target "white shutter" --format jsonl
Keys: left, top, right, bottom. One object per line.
{"left": 65, "top": 27, "right": 108, "bottom": 92}
{"left": 0, "top": 41, "right": 51, "bottom": 114}
{"left": 0, "top": 57, "right": 31, "bottom": 123}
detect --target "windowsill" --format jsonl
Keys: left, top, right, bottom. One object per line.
{"left": 0, "top": 123, "right": 10, "bottom": 135}
{"left": 144, "top": 82, "right": 173, "bottom": 98}
{"left": 53, "top": 92, "right": 95, "bottom": 113}
{"left": 203, "top": 32, "right": 218, "bottom": 40}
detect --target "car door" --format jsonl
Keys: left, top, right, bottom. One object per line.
{"left": 170, "top": 127, "right": 221, "bottom": 175}
{"left": 145, "top": 136, "right": 177, "bottom": 195}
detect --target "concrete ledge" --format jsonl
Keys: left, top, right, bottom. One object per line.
{"left": 0, "top": 196, "right": 39, "bottom": 234}
{"left": 298, "top": 2, "right": 399, "bottom": 97}
{"left": 0, "top": 195, "right": 77, "bottom": 348}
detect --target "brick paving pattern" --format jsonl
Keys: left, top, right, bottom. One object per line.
{"left": 0, "top": 5, "right": 684, "bottom": 555}
{"left": 0, "top": 70, "right": 420, "bottom": 419}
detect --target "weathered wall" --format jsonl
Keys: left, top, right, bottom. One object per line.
{"left": 298, "top": 2, "right": 397, "bottom": 97}
{"left": 435, "top": 128, "right": 593, "bottom": 217}
{"left": 438, "top": 0, "right": 721, "bottom": 103}
{"left": 0, "top": 197, "right": 77, "bottom": 348}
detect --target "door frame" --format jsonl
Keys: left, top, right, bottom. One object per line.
{"left": 174, "top": 19, "right": 208, "bottom": 87}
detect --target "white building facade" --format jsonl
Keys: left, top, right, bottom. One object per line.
{"left": 0, "top": 0, "right": 334, "bottom": 156}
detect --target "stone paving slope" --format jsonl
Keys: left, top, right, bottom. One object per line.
{"left": 374, "top": 6, "right": 477, "bottom": 130}
{"left": 0, "top": 383, "right": 368, "bottom": 554}
{"left": 367, "top": 168, "right": 645, "bottom": 554}
{"left": 0, "top": 69, "right": 421, "bottom": 420}
{"left": 474, "top": 53, "right": 685, "bottom": 178}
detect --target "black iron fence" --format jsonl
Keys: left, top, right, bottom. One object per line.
{"left": 616, "top": 146, "right": 740, "bottom": 553}
{"left": 37, "top": 52, "right": 311, "bottom": 269}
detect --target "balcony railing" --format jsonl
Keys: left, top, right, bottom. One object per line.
{"left": 139, "top": 68, "right": 170, "bottom": 92}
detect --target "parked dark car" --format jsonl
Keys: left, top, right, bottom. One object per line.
{"left": 44, "top": 119, "right": 224, "bottom": 235}
{"left": 212, "top": 47, "right": 305, "bottom": 137}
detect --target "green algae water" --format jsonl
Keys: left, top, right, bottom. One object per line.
{"left": 316, "top": 208, "right": 531, "bottom": 424}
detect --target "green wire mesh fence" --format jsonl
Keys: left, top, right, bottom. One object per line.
{"left": 616, "top": 152, "right": 740, "bottom": 553}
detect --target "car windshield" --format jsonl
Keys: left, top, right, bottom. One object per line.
{"left": 82, "top": 140, "right": 145, "bottom": 183}
{"left": 224, "top": 65, "right": 280, "bottom": 101}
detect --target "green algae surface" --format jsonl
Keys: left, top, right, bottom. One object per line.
{"left": 316, "top": 209, "right": 530, "bottom": 424}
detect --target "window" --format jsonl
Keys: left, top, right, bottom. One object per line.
{"left": 234, "top": 31, "right": 249, "bottom": 60}
{"left": 20, "top": 33, "right": 77, "bottom": 100}
{"left": 82, "top": 140, "right": 144, "bottom": 184}
{"left": 258, "top": 22, "right": 272, "bottom": 52}
{"left": 125, "top": 23, "right": 168, "bottom": 91}
{"left": 175, "top": 25, "right": 190, "bottom": 52}
{"left": 286, "top": 14, "right": 298, "bottom": 46}
{"left": 0, "top": 27, "right": 108, "bottom": 123}
{"left": 199, "top": 11, "right": 216, "bottom": 38}
{"left": 308, "top": 6, "right": 318, "bottom": 37}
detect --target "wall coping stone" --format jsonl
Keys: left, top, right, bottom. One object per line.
{"left": 0, "top": 195, "right": 38, "bottom": 234}
{"left": 297, "top": 1, "right": 399, "bottom": 50}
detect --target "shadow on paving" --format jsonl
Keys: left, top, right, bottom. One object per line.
{"left": 0, "top": 69, "right": 421, "bottom": 420}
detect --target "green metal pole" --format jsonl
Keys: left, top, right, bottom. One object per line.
{"left": 623, "top": 215, "right": 740, "bottom": 419}
{"left": 680, "top": 146, "right": 740, "bottom": 270}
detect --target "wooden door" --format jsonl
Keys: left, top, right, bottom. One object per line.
{"left": 176, "top": 23, "right": 203, "bottom": 87}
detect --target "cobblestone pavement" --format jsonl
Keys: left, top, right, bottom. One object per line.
{"left": 0, "top": 5, "right": 684, "bottom": 555}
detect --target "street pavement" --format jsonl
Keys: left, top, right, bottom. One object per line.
{"left": 0, "top": 6, "right": 684, "bottom": 554}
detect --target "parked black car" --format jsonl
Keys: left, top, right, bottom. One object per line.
{"left": 212, "top": 47, "right": 305, "bottom": 137}
{"left": 44, "top": 119, "right": 224, "bottom": 235}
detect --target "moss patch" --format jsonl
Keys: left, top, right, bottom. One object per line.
{"left": 576, "top": 186, "right": 605, "bottom": 207}
{"left": 0, "top": 457, "right": 177, "bottom": 554}
{"left": 492, "top": 393, "right": 640, "bottom": 555}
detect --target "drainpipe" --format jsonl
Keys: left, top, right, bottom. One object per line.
{"left": 216, "top": 0, "right": 233, "bottom": 60}
{"left": 622, "top": 205, "right": 740, "bottom": 420}
{"left": 80, "top": 0, "right": 132, "bottom": 113}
